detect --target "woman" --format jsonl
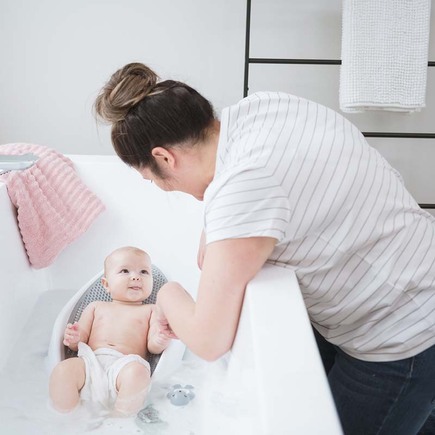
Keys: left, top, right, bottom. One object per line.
{"left": 95, "top": 63, "right": 435, "bottom": 434}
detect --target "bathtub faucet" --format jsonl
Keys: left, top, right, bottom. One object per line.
{"left": 0, "top": 153, "right": 38, "bottom": 175}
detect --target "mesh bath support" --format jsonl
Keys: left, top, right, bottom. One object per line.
{"left": 46, "top": 265, "right": 185, "bottom": 380}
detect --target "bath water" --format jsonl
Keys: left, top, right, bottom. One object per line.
{"left": 0, "top": 290, "right": 255, "bottom": 434}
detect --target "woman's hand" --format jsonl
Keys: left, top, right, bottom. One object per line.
{"left": 147, "top": 304, "right": 178, "bottom": 354}
{"left": 154, "top": 304, "right": 178, "bottom": 339}
{"left": 63, "top": 322, "right": 80, "bottom": 347}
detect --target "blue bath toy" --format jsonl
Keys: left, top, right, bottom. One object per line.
{"left": 167, "top": 384, "right": 195, "bottom": 406}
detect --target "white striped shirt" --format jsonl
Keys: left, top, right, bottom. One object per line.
{"left": 204, "top": 92, "right": 435, "bottom": 362}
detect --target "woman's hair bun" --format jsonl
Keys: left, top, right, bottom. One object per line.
{"left": 95, "top": 63, "right": 159, "bottom": 123}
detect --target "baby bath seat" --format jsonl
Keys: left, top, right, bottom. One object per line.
{"left": 46, "top": 265, "right": 186, "bottom": 380}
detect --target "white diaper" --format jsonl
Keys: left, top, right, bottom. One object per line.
{"left": 77, "top": 342, "right": 151, "bottom": 410}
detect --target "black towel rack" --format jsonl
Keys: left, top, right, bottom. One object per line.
{"left": 243, "top": 0, "right": 435, "bottom": 209}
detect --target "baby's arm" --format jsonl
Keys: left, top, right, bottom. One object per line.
{"left": 63, "top": 302, "right": 96, "bottom": 351}
{"left": 147, "top": 305, "right": 177, "bottom": 355}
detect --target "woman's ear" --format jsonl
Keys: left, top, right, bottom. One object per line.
{"left": 151, "top": 147, "right": 176, "bottom": 169}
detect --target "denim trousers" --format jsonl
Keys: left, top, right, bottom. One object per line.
{"left": 313, "top": 328, "right": 435, "bottom": 435}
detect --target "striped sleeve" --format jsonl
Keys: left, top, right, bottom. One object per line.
{"left": 204, "top": 165, "right": 291, "bottom": 244}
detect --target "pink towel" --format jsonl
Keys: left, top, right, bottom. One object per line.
{"left": 0, "top": 143, "right": 105, "bottom": 269}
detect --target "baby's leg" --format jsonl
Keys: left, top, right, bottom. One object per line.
{"left": 114, "top": 362, "right": 151, "bottom": 416}
{"left": 49, "top": 357, "right": 86, "bottom": 413}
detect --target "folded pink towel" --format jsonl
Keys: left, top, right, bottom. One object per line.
{"left": 0, "top": 143, "right": 105, "bottom": 269}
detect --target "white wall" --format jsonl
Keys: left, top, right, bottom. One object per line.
{"left": 0, "top": 0, "right": 246, "bottom": 154}
{"left": 1, "top": 0, "right": 434, "bottom": 206}
{"left": 248, "top": 0, "right": 435, "bottom": 208}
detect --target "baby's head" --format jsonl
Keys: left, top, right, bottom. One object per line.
{"left": 102, "top": 246, "right": 153, "bottom": 304}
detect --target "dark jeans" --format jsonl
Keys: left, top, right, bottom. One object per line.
{"left": 313, "top": 328, "right": 435, "bottom": 435}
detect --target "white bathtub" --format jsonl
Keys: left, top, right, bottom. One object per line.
{"left": 0, "top": 155, "right": 342, "bottom": 434}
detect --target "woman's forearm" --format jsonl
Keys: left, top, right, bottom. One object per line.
{"left": 157, "top": 282, "right": 237, "bottom": 361}
{"left": 158, "top": 237, "right": 276, "bottom": 361}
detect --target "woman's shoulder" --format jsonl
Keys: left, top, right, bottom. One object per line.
{"left": 238, "top": 91, "right": 304, "bottom": 107}
{"left": 223, "top": 91, "right": 309, "bottom": 136}
{"left": 233, "top": 91, "right": 337, "bottom": 120}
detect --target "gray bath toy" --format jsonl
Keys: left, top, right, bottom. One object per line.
{"left": 167, "top": 384, "right": 195, "bottom": 406}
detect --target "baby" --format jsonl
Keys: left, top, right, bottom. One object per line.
{"left": 49, "top": 246, "right": 174, "bottom": 416}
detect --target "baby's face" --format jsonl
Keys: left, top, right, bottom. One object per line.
{"left": 103, "top": 249, "right": 153, "bottom": 304}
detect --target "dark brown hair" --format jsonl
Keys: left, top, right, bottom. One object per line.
{"left": 94, "top": 63, "right": 215, "bottom": 177}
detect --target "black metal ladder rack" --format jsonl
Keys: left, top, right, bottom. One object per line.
{"left": 243, "top": 0, "right": 435, "bottom": 209}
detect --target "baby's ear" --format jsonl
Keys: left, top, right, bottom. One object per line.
{"left": 101, "top": 277, "right": 109, "bottom": 291}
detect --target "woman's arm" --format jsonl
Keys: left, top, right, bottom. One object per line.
{"left": 157, "top": 236, "right": 276, "bottom": 361}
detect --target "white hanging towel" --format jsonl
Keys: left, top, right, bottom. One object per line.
{"left": 340, "top": 0, "right": 431, "bottom": 113}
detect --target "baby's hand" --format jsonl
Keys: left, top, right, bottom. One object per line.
{"left": 63, "top": 322, "right": 80, "bottom": 346}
